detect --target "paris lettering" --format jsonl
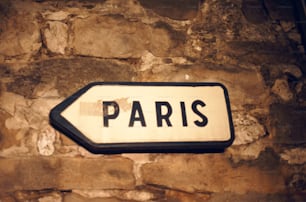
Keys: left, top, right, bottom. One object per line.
{"left": 102, "top": 100, "right": 208, "bottom": 127}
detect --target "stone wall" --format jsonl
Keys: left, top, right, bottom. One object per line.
{"left": 0, "top": 0, "right": 305, "bottom": 201}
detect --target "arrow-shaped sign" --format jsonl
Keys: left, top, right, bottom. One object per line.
{"left": 50, "top": 82, "right": 234, "bottom": 153}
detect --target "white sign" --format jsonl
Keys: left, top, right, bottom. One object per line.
{"left": 50, "top": 82, "right": 234, "bottom": 153}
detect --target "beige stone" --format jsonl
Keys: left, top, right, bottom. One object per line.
{"left": 43, "top": 10, "right": 70, "bottom": 21}
{"left": 232, "top": 112, "right": 266, "bottom": 145}
{"left": 70, "top": 15, "right": 175, "bottom": 58}
{"left": 0, "top": 14, "right": 41, "bottom": 57}
{"left": 0, "top": 157, "right": 135, "bottom": 192}
{"left": 38, "top": 193, "right": 62, "bottom": 202}
{"left": 0, "top": 92, "right": 27, "bottom": 116}
{"left": 123, "top": 190, "right": 155, "bottom": 201}
{"left": 43, "top": 21, "right": 68, "bottom": 54}
{"left": 37, "top": 125, "right": 57, "bottom": 156}
{"left": 280, "top": 148, "right": 306, "bottom": 165}
{"left": 227, "top": 139, "right": 272, "bottom": 163}
{"left": 64, "top": 193, "right": 122, "bottom": 202}
{"left": 141, "top": 154, "right": 285, "bottom": 194}
{"left": 71, "top": 15, "right": 148, "bottom": 58}
{"left": 279, "top": 64, "right": 302, "bottom": 78}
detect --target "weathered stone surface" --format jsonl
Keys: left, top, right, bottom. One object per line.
{"left": 138, "top": 0, "right": 201, "bottom": 20}
{"left": 272, "top": 78, "right": 294, "bottom": 102}
{"left": 6, "top": 58, "right": 136, "bottom": 97}
{"left": 0, "top": 14, "right": 41, "bottom": 57}
{"left": 43, "top": 10, "right": 70, "bottom": 21}
{"left": 232, "top": 112, "right": 266, "bottom": 145}
{"left": 270, "top": 104, "right": 306, "bottom": 144}
{"left": 37, "top": 125, "right": 57, "bottom": 156}
{"left": 227, "top": 139, "right": 272, "bottom": 163}
{"left": 0, "top": 92, "right": 27, "bottom": 116}
{"left": 163, "top": 189, "right": 210, "bottom": 202}
{"left": 0, "top": 195, "right": 15, "bottom": 202}
{"left": 38, "top": 193, "right": 62, "bottom": 202}
{"left": 0, "top": 157, "right": 135, "bottom": 192}
{"left": 279, "top": 64, "right": 303, "bottom": 79}
{"left": 141, "top": 154, "right": 285, "bottom": 194}
{"left": 72, "top": 187, "right": 165, "bottom": 201}
{"left": 43, "top": 21, "right": 68, "bottom": 54}
{"left": 71, "top": 15, "right": 183, "bottom": 58}
{"left": 64, "top": 193, "right": 122, "bottom": 202}
{"left": 207, "top": 192, "right": 292, "bottom": 202}
{"left": 281, "top": 148, "right": 306, "bottom": 165}
{"left": 70, "top": 15, "right": 147, "bottom": 58}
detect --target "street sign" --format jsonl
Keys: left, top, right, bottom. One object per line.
{"left": 50, "top": 82, "right": 235, "bottom": 153}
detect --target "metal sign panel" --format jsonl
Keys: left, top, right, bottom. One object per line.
{"left": 50, "top": 82, "right": 235, "bottom": 153}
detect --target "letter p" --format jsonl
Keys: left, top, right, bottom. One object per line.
{"left": 103, "top": 101, "right": 119, "bottom": 127}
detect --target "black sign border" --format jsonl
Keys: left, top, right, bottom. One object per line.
{"left": 50, "top": 82, "right": 235, "bottom": 154}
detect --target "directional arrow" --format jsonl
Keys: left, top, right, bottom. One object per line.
{"left": 49, "top": 82, "right": 235, "bottom": 153}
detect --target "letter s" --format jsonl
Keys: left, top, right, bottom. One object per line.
{"left": 192, "top": 100, "right": 208, "bottom": 127}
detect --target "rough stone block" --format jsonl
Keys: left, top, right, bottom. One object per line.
{"left": 141, "top": 154, "right": 285, "bottom": 194}
{"left": 64, "top": 193, "right": 122, "bottom": 202}
{"left": 207, "top": 192, "right": 293, "bottom": 202}
{"left": 0, "top": 157, "right": 135, "bottom": 192}
{"left": 0, "top": 14, "right": 41, "bottom": 57}
{"left": 43, "top": 21, "right": 68, "bottom": 54}
{"left": 6, "top": 58, "right": 136, "bottom": 98}
{"left": 70, "top": 15, "right": 183, "bottom": 58}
